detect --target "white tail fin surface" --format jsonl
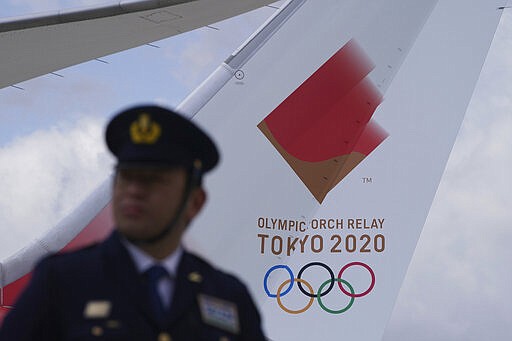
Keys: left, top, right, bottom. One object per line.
{"left": 182, "top": 0, "right": 505, "bottom": 339}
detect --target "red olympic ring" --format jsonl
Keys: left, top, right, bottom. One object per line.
{"left": 337, "top": 262, "right": 375, "bottom": 298}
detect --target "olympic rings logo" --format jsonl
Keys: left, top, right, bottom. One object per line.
{"left": 263, "top": 261, "right": 375, "bottom": 314}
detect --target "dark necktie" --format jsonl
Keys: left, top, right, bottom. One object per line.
{"left": 145, "top": 265, "right": 169, "bottom": 322}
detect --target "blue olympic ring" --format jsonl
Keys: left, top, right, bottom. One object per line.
{"left": 263, "top": 264, "right": 294, "bottom": 298}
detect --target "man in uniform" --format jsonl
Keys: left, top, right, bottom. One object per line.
{"left": 0, "top": 105, "right": 266, "bottom": 340}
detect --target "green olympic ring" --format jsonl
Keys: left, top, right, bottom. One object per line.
{"left": 317, "top": 278, "right": 355, "bottom": 314}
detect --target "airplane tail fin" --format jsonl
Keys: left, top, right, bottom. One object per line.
{"left": 179, "top": 0, "right": 505, "bottom": 339}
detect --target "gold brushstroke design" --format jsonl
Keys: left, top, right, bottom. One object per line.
{"left": 258, "top": 121, "right": 366, "bottom": 203}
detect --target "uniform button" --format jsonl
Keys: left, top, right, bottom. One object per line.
{"left": 158, "top": 332, "right": 172, "bottom": 341}
{"left": 106, "top": 319, "right": 121, "bottom": 329}
{"left": 91, "top": 326, "right": 103, "bottom": 336}
{"left": 188, "top": 271, "right": 203, "bottom": 283}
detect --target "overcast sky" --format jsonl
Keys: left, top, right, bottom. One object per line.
{"left": 382, "top": 5, "right": 512, "bottom": 339}
{"left": 0, "top": 1, "right": 511, "bottom": 340}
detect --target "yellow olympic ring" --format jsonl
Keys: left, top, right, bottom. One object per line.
{"left": 276, "top": 278, "right": 314, "bottom": 314}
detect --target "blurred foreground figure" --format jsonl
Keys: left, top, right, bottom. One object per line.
{"left": 0, "top": 105, "right": 265, "bottom": 341}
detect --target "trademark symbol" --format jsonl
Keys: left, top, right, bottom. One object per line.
{"left": 362, "top": 177, "right": 373, "bottom": 184}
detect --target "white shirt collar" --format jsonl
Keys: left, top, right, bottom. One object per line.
{"left": 121, "top": 238, "right": 183, "bottom": 277}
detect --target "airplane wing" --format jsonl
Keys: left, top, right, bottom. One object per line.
{"left": 0, "top": 0, "right": 275, "bottom": 89}
{"left": 0, "top": 0, "right": 507, "bottom": 340}
{"left": 0, "top": 0, "right": 275, "bottom": 321}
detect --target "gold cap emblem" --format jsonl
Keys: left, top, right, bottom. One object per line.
{"left": 130, "top": 113, "right": 161, "bottom": 144}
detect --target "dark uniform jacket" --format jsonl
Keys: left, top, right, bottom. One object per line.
{"left": 0, "top": 231, "right": 265, "bottom": 341}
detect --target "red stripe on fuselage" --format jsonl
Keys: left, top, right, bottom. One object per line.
{"left": 0, "top": 203, "right": 113, "bottom": 321}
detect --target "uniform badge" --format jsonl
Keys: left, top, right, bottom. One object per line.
{"left": 198, "top": 294, "right": 239, "bottom": 334}
{"left": 130, "top": 113, "right": 161, "bottom": 144}
{"left": 83, "top": 300, "right": 112, "bottom": 319}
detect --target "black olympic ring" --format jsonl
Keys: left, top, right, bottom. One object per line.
{"left": 297, "top": 262, "right": 335, "bottom": 297}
